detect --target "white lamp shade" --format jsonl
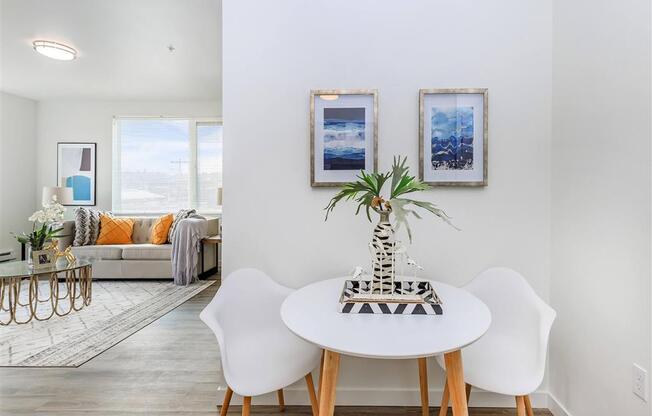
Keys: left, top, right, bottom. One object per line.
{"left": 42, "top": 186, "right": 73, "bottom": 206}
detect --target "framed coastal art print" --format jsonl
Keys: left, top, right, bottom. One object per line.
{"left": 310, "top": 89, "right": 378, "bottom": 187}
{"left": 419, "top": 88, "right": 488, "bottom": 186}
{"left": 57, "top": 142, "right": 97, "bottom": 205}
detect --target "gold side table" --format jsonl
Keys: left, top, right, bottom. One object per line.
{"left": 0, "top": 259, "right": 93, "bottom": 325}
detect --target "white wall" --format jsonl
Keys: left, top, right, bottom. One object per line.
{"left": 550, "top": 1, "right": 652, "bottom": 415}
{"left": 36, "top": 100, "right": 221, "bottom": 214}
{"left": 0, "top": 92, "right": 37, "bottom": 255}
{"left": 223, "top": 0, "right": 552, "bottom": 403}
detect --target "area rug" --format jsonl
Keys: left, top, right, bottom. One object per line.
{"left": 0, "top": 280, "right": 215, "bottom": 367}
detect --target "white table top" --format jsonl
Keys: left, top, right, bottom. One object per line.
{"left": 281, "top": 277, "right": 491, "bottom": 359}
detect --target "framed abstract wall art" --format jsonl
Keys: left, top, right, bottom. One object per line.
{"left": 310, "top": 89, "right": 378, "bottom": 187}
{"left": 57, "top": 142, "right": 97, "bottom": 205}
{"left": 419, "top": 89, "right": 488, "bottom": 186}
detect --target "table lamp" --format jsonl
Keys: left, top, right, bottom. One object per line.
{"left": 42, "top": 186, "right": 73, "bottom": 206}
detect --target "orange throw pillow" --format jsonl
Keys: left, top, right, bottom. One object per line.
{"left": 150, "top": 213, "right": 173, "bottom": 244}
{"left": 96, "top": 215, "right": 135, "bottom": 245}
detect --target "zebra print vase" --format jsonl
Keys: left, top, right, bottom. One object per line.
{"left": 371, "top": 211, "right": 395, "bottom": 293}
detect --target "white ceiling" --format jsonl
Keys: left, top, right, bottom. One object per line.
{"left": 0, "top": 0, "right": 221, "bottom": 101}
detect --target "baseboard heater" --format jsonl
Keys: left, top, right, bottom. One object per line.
{"left": 0, "top": 249, "right": 16, "bottom": 263}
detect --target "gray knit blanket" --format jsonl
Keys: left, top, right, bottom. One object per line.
{"left": 171, "top": 217, "right": 208, "bottom": 285}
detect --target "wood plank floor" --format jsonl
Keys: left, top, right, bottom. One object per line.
{"left": 219, "top": 406, "right": 552, "bottom": 415}
{"left": 0, "top": 278, "right": 552, "bottom": 416}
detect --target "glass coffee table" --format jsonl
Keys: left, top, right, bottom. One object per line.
{"left": 0, "top": 259, "right": 93, "bottom": 325}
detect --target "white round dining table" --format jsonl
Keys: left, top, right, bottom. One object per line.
{"left": 281, "top": 277, "right": 491, "bottom": 416}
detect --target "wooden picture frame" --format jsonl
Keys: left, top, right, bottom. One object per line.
{"left": 310, "top": 89, "right": 378, "bottom": 187}
{"left": 419, "top": 88, "right": 488, "bottom": 186}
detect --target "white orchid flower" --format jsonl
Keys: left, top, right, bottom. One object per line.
{"left": 28, "top": 198, "right": 66, "bottom": 224}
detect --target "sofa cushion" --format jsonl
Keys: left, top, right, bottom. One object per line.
{"left": 71, "top": 244, "right": 131, "bottom": 260}
{"left": 132, "top": 217, "right": 158, "bottom": 244}
{"left": 149, "top": 214, "right": 173, "bottom": 245}
{"left": 121, "top": 244, "right": 172, "bottom": 260}
{"left": 73, "top": 207, "right": 106, "bottom": 246}
{"left": 96, "top": 215, "right": 134, "bottom": 245}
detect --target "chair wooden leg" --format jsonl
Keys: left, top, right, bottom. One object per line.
{"left": 317, "top": 349, "right": 325, "bottom": 400}
{"left": 418, "top": 357, "right": 429, "bottom": 416}
{"left": 277, "top": 389, "right": 285, "bottom": 412}
{"left": 439, "top": 378, "right": 468, "bottom": 415}
{"left": 305, "top": 373, "right": 319, "bottom": 416}
{"left": 438, "top": 379, "right": 450, "bottom": 416}
{"left": 242, "top": 396, "right": 251, "bottom": 416}
{"left": 220, "top": 387, "right": 233, "bottom": 416}
{"left": 317, "top": 350, "right": 340, "bottom": 416}
{"left": 524, "top": 395, "right": 534, "bottom": 416}
{"left": 516, "top": 396, "right": 527, "bottom": 416}
{"left": 444, "top": 350, "right": 468, "bottom": 416}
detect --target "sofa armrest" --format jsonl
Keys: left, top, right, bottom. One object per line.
{"left": 57, "top": 220, "right": 75, "bottom": 249}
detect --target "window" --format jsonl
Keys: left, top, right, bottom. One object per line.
{"left": 112, "top": 117, "right": 222, "bottom": 214}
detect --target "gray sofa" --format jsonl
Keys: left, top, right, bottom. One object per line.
{"left": 57, "top": 217, "right": 219, "bottom": 279}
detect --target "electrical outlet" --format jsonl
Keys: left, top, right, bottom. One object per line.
{"left": 633, "top": 364, "right": 648, "bottom": 402}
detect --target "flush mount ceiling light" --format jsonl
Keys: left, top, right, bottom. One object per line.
{"left": 32, "top": 40, "right": 77, "bottom": 61}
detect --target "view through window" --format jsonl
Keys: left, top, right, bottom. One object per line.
{"left": 113, "top": 118, "right": 222, "bottom": 213}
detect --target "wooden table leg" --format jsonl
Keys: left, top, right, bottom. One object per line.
{"left": 443, "top": 349, "right": 468, "bottom": 416}
{"left": 317, "top": 349, "right": 325, "bottom": 400}
{"left": 317, "top": 350, "right": 340, "bottom": 416}
{"left": 418, "top": 357, "right": 429, "bottom": 416}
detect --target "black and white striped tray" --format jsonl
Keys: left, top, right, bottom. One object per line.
{"left": 338, "top": 280, "right": 443, "bottom": 315}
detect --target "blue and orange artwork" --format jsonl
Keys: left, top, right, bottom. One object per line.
{"left": 431, "top": 106, "right": 474, "bottom": 170}
{"left": 323, "top": 107, "right": 366, "bottom": 170}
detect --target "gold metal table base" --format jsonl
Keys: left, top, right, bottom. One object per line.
{"left": 0, "top": 265, "right": 93, "bottom": 325}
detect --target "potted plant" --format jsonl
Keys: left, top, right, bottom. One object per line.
{"left": 324, "top": 156, "right": 457, "bottom": 292}
{"left": 13, "top": 197, "right": 65, "bottom": 268}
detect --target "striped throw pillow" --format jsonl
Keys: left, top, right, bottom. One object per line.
{"left": 73, "top": 208, "right": 106, "bottom": 246}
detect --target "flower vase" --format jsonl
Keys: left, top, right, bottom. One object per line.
{"left": 25, "top": 244, "right": 33, "bottom": 267}
{"left": 370, "top": 210, "right": 395, "bottom": 294}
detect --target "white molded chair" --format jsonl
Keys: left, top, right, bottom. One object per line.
{"left": 200, "top": 268, "right": 322, "bottom": 416}
{"left": 436, "top": 267, "right": 556, "bottom": 416}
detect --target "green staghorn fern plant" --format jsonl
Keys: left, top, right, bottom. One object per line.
{"left": 324, "top": 156, "right": 458, "bottom": 241}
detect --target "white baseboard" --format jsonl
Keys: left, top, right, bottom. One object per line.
{"left": 547, "top": 393, "right": 572, "bottom": 416}
{"left": 217, "top": 386, "right": 553, "bottom": 410}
